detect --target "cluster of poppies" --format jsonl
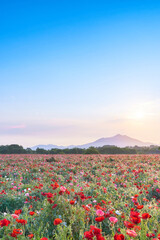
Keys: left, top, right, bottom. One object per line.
{"left": 0, "top": 154, "right": 159, "bottom": 239}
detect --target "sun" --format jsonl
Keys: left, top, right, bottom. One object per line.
{"left": 133, "top": 111, "right": 145, "bottom": 120}
{"left": 128, "top": 111, "right": 145, "bottom": 120}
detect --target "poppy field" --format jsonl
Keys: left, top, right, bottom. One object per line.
{"left": 0, "top": 154, "right": 160, "bottom": 240}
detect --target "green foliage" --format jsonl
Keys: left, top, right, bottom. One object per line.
{"left": 0, "top": 195, "right": 26, "bottom": 213}
{"left": 0, "top": 144, "right": 25, "bottom": 154}
{"left": 0, "top": 144, "right": 160, "bottom": 154}
{"left": 85, "top": 147, "right": 100, "bottom": 154}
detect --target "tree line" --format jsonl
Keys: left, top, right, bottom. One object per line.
{"left": 0, "top": 144, "right": 160, "bottom": 154}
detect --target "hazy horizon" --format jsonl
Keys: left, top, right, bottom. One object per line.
{"left": 29, "top": 133, "right": 156, "bottom": 149}
{"left": 1, "top": 1, "right": 160, "bottom": 147}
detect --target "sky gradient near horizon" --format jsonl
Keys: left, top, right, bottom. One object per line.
{"left": 0, "top": 0, "right": 160, "bottom": 147}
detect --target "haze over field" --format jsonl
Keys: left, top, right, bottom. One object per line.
{"left": 0, "top": 1, "right": 160, "bottom": 147}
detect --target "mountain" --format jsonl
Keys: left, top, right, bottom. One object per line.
{"left": 77, "top": 134, "right": 153, "bottom": 148}
{"left": 31, "top": 144, "right": 66, "bottom": 150}
{"left": 30, "top": 134, "right": 153, "bottom": 150}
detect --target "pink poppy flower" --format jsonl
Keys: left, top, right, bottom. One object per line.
{"left": 60, "top": 186, "right": 66, "bottom": 192}
{"left": 96, "top": 210, "right": 104, "bottom": 216}
{"left": 126, "top": 229, "right": 137, "bottom": 237}
{"left": 109, "top": 217, "right": 118, "bottom": 224}
{"left": 11, "top": 214, "right": 19, "bottom": 219}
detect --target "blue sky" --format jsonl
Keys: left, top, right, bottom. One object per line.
{"left": 0, "top": 0, "right": 160, "bottom": 147}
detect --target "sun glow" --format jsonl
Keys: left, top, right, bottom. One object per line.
{"left": 128, "top": 111, "right": 145, "bottom": 120}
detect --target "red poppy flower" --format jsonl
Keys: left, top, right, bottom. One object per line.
{"left": 84, "top": 230, "right": 94, "bottom": 240}
{"left": 95, "top": 216, "right": 105, "bottom": 222}
{"left": 29, "top": 211, "right": 35, "bottom": 216}
{"left": 130, "top": 216, "right": 141, "bottom": 224}
{"left": 90, "top": 225, "right": 101, "bottom": 236}
{"left": 15, "top": 209, "right": 22, "bottom": 215}
{"left": 28, "top": 233, "right": 34, "bottom": 239}
{"left": 114, "top": 233, "right": 125, "bottom": 240}
{"left": 70, "top": 200, "right": 75, "bottom": 205}
{"left": 142, "top": 213, "right": 151, "bottom": 219}
{"left": 124, "top": 221, "right": 134, "bottom": 229}
{"left": 53, "top": 218, "right": 62, "bottom": 225}
{"left": 11, "top": 228, "right": 23, "bottom": 237}
{"left": 130, "top": 211, "right": 140, "bottom": 218}
{"left": 137, "top": 205, "right": 144, "bottom": 209}
{"left": 52, "top": 204, "right": 57, "bottom": 209}
{"left": 16, "top": 219, "right": 27, "bottom": 225}
{"left": 0, "top": 219, "right": 11, "bottom": 227}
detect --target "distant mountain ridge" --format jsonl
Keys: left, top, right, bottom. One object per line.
{"left": 30, "top": 134, "right": 153, "bottom": 150}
